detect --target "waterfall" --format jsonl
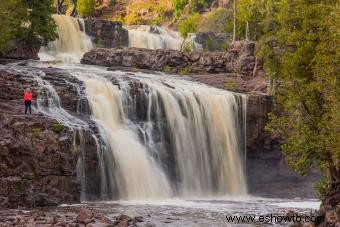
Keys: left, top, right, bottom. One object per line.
{"left": 125, "top": 25, "right": 183, "bottom": 50}
{"left": 78, "top": 76, "right": 172, "bottom": 199}
{"left": 67, "top": 66, "right": 248, "bottom": 199}
{"left": 39, "top": 15, "right": 93, "bottom": 63}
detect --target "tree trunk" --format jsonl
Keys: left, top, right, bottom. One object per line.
{"left": 246, "top": 21, "right": 249, "bottom": 40}
{"left": 233, "top": 0, "right": 237, "bottom": 42}
{"left": 57, "top": 0, "right": 65, "bottom": 14}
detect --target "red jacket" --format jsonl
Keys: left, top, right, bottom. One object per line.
{"left": 23, "top": 92, "right": 32, "bottom": 101}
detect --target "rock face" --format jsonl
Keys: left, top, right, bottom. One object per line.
{"left": 194, "top": 32, "right": 231, "bottom": 51}
{"left": 81, "top": 41, "right": 257, "bottom": 76}
{"left": 83, "top": 19, "right": 128, "bottom": 48}
{"left": 0, "top": 41, "right": 39, "bottom": 60}
{"left": 0, "top": 66, "right": 101, "bottom": 208}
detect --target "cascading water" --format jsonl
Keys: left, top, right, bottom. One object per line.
{"left": 64, "top": 66, "right": 248, "bottom": 199}
{"left": 125, "top": 25, "right": 183, "bottom": 50}
{"left": 39, "top": 15, "right": 93, "bottom": 63}
{"left": 34, "top": 17, "right": 248, "bottom": 200}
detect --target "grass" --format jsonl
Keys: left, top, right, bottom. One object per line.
{"left": 52, "top": 123, "right": 65, "bottom": 134}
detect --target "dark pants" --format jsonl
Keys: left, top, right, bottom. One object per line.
{"left": 24, "top": 100, "right": 32, "bottom": 114}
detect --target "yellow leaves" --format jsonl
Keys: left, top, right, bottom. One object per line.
{"left": 124, "top": 0, "right": 172, "bottom": 25}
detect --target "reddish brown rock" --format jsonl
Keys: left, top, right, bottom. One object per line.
{"left": 81, "top": 41, "right": 258, "bottom": 77}
{"left": 76, "top": 209, "right": 94, "bottom": 223}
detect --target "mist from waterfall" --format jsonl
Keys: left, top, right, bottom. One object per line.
{"left": 39, "top": 15, "right": 93, "bottom": 63}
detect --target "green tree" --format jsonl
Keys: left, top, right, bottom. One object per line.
{"left": 262, "top": 0, "right": 340, "bottom": 195}
{"left": 0, "top": 0, "right": 57, "bottom": 50}
{"left": 227, "top": 0, "right": 276, "bottom": 41}
{"left": 20, "top": 0, "right": 58, "bottom": 47}
{"left": 198, "top": 8, "right": 233, "bottom": 33}
{"left": 177, "top": 13, "right": 200, "bottom": 38}
{"left": 0, "top": 1, "right": 24, "bottom": 50}
{"left": 77, "top": 0, "right": 95, "bottom": 17}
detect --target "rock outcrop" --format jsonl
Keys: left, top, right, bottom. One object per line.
{"left": 81, "top": 41, "right": 258, "bottom": 76}
{"left": 83, "top": 19, "right": 129, "bottom": 48}
{"left": 0, "top": 66, "right": 101, "bottom": 208}
{"left": 194, "top": 32, "right": 231, "bottom": 51}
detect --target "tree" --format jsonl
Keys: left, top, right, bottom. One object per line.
{"left": 262, "top": 0, "right": 340, "bottom": 195}
{"left": 0, "top": 0, "right": 57, "bottom": 51}
{"left": 232, "top": 0, "right": 236, "bottom": 41}
{"left": 77, "top": 0, "right": 95, "bottom": 17}
{"left": 177, "top": 13, "right": 200, "bottom": 38}
{"left": 0, "top": 0, "right": 25, "bottom": 50}
{"left": 20, "top": 0, "right": 58, "bottom": 47}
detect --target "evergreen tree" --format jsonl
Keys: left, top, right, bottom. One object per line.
{"left": 262, "top": 0, "right": 339, "bottom": 195}
{"left": 0, "top": 0, "right": 25, "bottom": 50}
{"left": 20, "top": 0, "right": 58, "bottom": 47}
{"left": 0, "top": 0, "right": 57, "bottom": 50}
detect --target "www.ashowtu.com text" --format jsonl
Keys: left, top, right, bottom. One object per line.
{"left": 226, "top": 214, "right": 324, "bottom": 223}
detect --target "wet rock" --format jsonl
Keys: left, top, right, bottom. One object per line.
{"left": 0, "top": 66, "right": 101, "bottom": 208}
{"left": 134, "top": 216, "right": 144, "bottom": 222}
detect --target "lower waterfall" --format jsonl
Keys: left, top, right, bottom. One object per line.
{"left": 67, "top": 66, "right": 248, "bottom": 199}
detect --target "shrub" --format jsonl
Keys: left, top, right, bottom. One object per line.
{"left": 172, "top": 0, "right": 187, "bottom": 18}
{"left": 52, "top": 123, "right": 65, "bottom": 134}
{"left": 124, "top": 0, "right": 171, "bottom": 25}
{"left": 27, "top": 127, "right": 41, "bottom": 135}
{"left": 177, "top": 13, "right": 200, "bottom": 38}
{"left": 179, "top": 66, "right": 192, "bottom": 75}
{"left": 314, "top": 178, "right": 328, "bottom": 198}
{"left": 224, "top": 81, "right": 237, "bottom": 91}
{"left": 189, "top": 0, "right": 207, "bottom": 13}
{"left": 77, "top": 0, "right": 95, "bottom": 17}
{"left": 198, "top": 7, "right": 233, "bottom": 33}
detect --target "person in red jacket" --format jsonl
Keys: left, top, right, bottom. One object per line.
{"left": 23, "top": 88, "right": 32, "bottom": 114}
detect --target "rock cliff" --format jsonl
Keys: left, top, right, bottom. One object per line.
{"left": 81, "top": 41, "right": 258, "bottom": 76}
{"left": 83, "top": 19, "right": 129, "bottom": 48}
{"left": 0, "top": 66, "right": 101, "bottom": 208}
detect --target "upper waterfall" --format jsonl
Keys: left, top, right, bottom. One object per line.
{"left": 39, "top": 15, "right": 93, "bottom": 63}
{"left": 125, "top": 25, "right": 183, "bottom": 50}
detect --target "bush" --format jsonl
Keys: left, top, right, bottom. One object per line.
{"left": 198, "top": 8, "right": 233, "bottom": 33}
{"left": 177, "top": 13, "right": 200, "bottom": 38}
{"left": 314, "top": 178, "right": 328, "bottom": 198}
{"left": 27, "top": 127, "right": 41, "bottom": 135}
{"left": 224, "top": 81, "right": 237, "bottom": 91}
{"left": 189, "top": 0, "right": 207, "bottom": 13}
{"left": 124, "top": 0, "right": 171, "bottom": 25}
{"left": 52, "top": 123, "right": 65, "bottom": 134}
{"left": 172, "top": 0, "right": 187, "bottom": 18}
{"left": 77, "top": 0, "right": 95, "bottom": 17}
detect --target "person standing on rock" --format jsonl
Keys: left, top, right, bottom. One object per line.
{"left": 23, "top": 88, "right": 32, "bottom": 115}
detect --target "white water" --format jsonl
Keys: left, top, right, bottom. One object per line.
{"left": 55, "top": 64, "right": 248, "bottom": 200}
{"left": 39, "top": 15, "right": 93, "bottom": 63}
{"left": 125, "top": 25, "right": 183, "bottom": 50}
{"left": 79, "top": 75, "right": 172, "bottom": 199}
